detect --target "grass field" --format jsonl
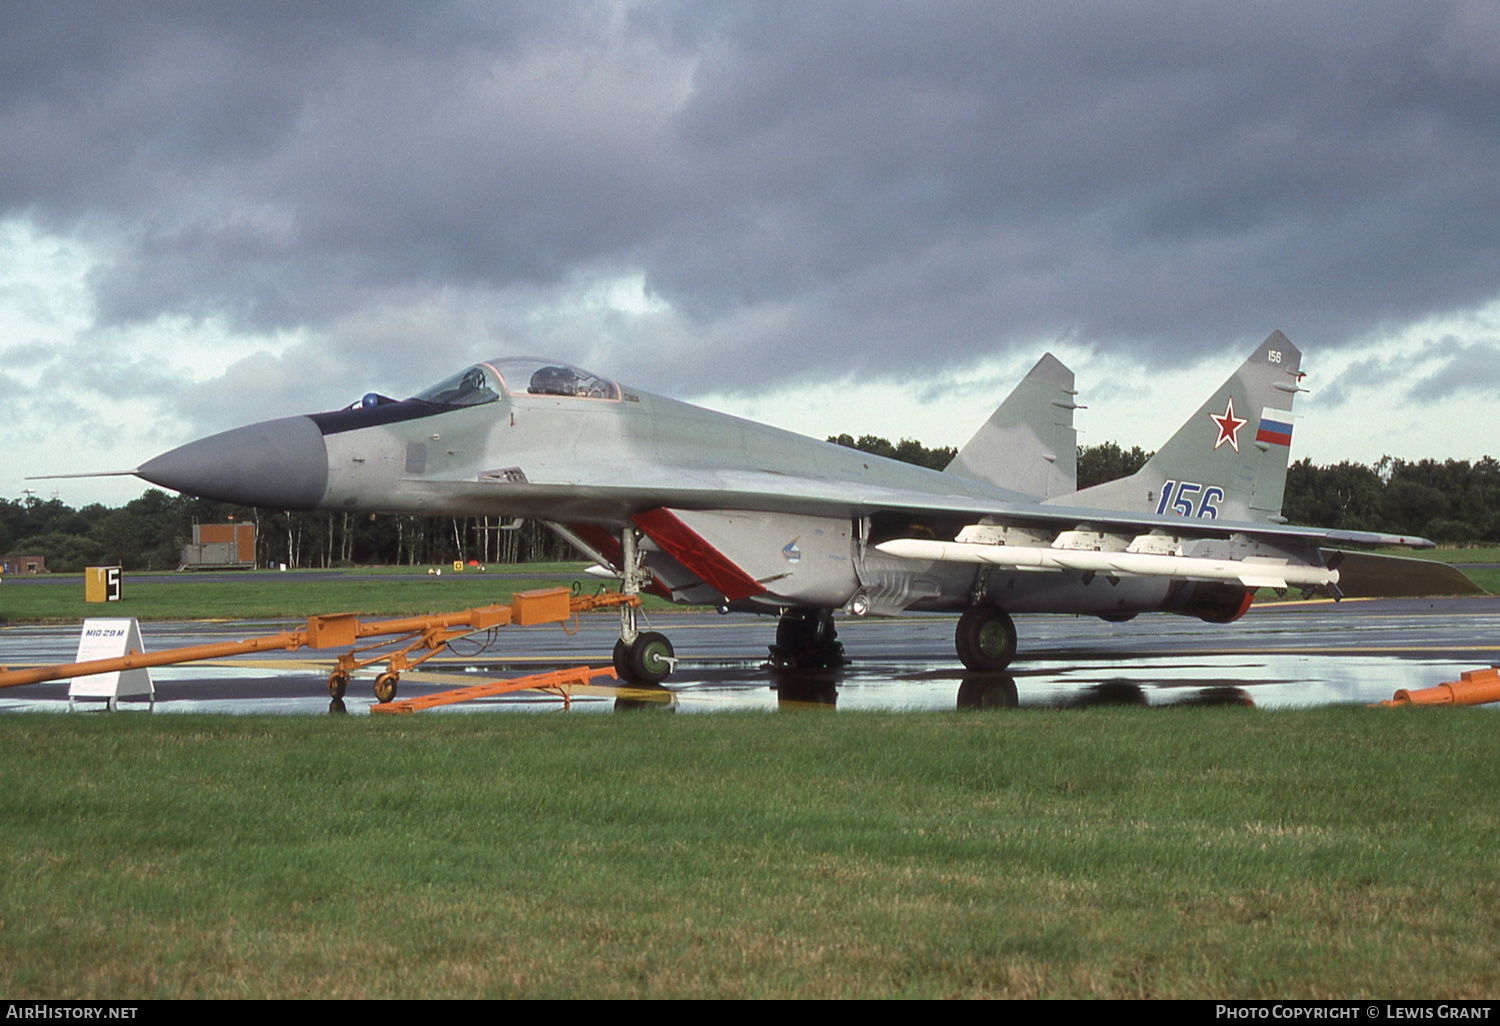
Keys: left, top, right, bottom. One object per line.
{"left": 1387, "top": 546, "right": 1500, "bottom": 563}
{"left": 1380, "top": 547, "right": 1500, "bottom": 594}
{"left": 2, "top": 710, "right": 1497, "bottom": 999}
{"left": 0, "top": 564, "right": 681, "bottom": 623}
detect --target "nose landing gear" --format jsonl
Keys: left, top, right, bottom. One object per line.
{"left": 613, "top": 528, "right": 676, "bottom": 685}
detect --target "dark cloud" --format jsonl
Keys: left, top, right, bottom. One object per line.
{"left": 0, "top": 341, "right": 56, "bottom": 368}
{"left": 1313, "top": 332, "right": 1500, "bottom": 408}
{"left": 3, "top": 0, "right": 1499, "bottom": 405}
{"left": 1407, "top": 337, "right": 1500, "bottom": 401}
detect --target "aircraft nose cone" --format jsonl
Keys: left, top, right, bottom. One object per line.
{"left": 138, "top": 416, "right": 330, "bottom": 510}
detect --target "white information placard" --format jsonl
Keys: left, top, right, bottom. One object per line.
{"left": 68, "top": 618, "right": 154, "bottom": 710}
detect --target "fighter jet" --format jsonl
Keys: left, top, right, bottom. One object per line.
{"left": 126, "top": 331, "right": 1475, "bottom": 695}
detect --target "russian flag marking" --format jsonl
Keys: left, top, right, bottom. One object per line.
{"left": 1256, "top": 408, "right": 1294, "bottom": 446}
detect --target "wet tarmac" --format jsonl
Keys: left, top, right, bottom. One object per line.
{"left": 1, "top": 596, "right": 1497, "bottom": 715}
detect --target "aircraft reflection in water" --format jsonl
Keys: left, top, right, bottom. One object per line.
{"left": 130, "top": 332, "right": 1476, "bottom": 703}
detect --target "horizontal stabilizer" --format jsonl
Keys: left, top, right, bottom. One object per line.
{"left": 1326, "top": 551, "right": 1483, "bottom": 598}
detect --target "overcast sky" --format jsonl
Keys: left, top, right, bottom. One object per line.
{"left": 4, "top": 0, "right": 1499, "bottom": 508}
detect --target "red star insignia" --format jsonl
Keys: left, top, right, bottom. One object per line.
{"left": 1209, "top": 398, "right": 1246, "bottom": 452}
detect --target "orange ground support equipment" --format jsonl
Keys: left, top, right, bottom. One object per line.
{"left": 369, "top": 665, "right": 619, "bottom": 714}
{"left": 0, "top": 588, "right": 638, "bottom": 704}
{"left": 1378, "top": 667, "right": 1500, "bottom": 707}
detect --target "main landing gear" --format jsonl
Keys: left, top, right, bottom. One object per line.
{"left": 955, "top": 603, "right": 1017, "bottom": 671}
{"left": 613, "top": 527, "right": 676, "bottom": 686}
{"left": 768, "top": 609, "right": 847, "bottom": 670}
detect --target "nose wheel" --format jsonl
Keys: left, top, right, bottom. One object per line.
{"left": 613, "top": 632, "right": 675, "bottom": 686}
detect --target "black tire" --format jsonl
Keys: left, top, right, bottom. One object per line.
{"left": 955, "top": 604, "right": 1017, "bottom": 671}
{"left": 626, "top": 631, "right": 674, "bottom": 685}
{"left": 373, "top": 672, "right": 399, "bottom": 704}
{"left": 775, "top": 611, "right": 817, "bottom": 651}
{"left": 956, "top": 675, "right": 1019, "bottom": 710}
{"left": 327, "top": 670, "right": 349, "bottom": 700}
{"left": 612, "top": 637, "right": 632, "bottom": 681}
{"left": 772, "top": 610, "right": 846, "bottom": 669}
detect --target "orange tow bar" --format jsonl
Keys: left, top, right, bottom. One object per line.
{"left": 370, "top": 665, "right": 620, "bottom": 714}
{"left": 1378, "top": 667, "right": 1500, "bottom": 707}
{"left": 0, "top": 588, "right": 638, "bottom": 703}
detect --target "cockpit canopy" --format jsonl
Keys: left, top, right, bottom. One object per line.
{"left": 410, "top": 358, "right": 620, "bottom": 408}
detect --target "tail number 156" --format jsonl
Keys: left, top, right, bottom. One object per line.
{"left": 1155, "top": 480, "right": 1224, "bottom": 519}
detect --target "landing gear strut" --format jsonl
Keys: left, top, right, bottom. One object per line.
{"left": 613, "top": 527, "right": 675, "bottom": 685}
{"left": 955, "top": 603, "right": 1017, "bottom": 671}
{"left": 769, "top": 609, "right": 847, "bottom": 670}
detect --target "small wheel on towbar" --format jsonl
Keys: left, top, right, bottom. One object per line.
{"left": 955, "top": 604, "right": 1017, "bottom": 671}
{"left": 373, "top": 672, "right": 400, "bottom": 704}
{"left": 624, "top": 631, "right": 675, "bottom": 686}
{"left": 327, "top": 670, "right": 350, "bottom": 700}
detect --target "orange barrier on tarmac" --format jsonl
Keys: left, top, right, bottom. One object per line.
{"left": 0, "top": 589, "right": 638, "bottom": 697}
{"left": 370, "top": 665, "right": 619, "bottom": 714}
{"left": 1379, "top": 667, "right": 1500, "bottom": 707}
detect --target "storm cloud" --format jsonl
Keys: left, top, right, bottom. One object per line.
{"left": 3, "top": 0, "right": 1500, "bottom": 411}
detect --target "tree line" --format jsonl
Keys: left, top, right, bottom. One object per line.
{"left": 0, "top": 491, "right": 577, "bottom": 573}
{"left": 4, "top": 441, "right": 1496, "bottom": 572}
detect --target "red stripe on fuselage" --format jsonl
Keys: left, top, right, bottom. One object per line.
{"left": 631, "top": 509, "right": 766, "bottom": 602}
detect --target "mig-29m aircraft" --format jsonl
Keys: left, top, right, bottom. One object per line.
{"left": 119, "top": 331, "right": 1474, "bottom": 700}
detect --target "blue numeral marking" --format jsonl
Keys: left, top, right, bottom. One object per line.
{"left": 1158, "top": 480, "right": 1223, "bottom": 519}
{"left": 1156, "top": 481, "right": 1175, "bottom": 516}
{"left": 1199, "top": 486, "right": 1223, "bottom": 519}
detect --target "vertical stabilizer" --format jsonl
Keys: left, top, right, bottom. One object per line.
{"left": 945, "top": 353, "right": 1080, "bottom": 499}
{"left": 1059, "top": 331, "right": 1304, "bottom": 522}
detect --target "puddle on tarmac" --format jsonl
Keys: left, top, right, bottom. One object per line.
{"left": 0, "top": 652, "right": 1488, "bottom": 715}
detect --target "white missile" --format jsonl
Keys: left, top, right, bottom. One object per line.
{"left": 874, "top": 539, "right": 1337, "bottom": 590}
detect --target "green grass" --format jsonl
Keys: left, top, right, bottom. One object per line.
{"left": 1382, "top": 546, "right": 1500, "bottom": 563}
{"left": 0, "top": 565, "right": 681, "bottom": 623}
{"left": 1462, "top": 568, "right": 1500, "bottom": 593}
{"left": 2, "top": 710, "right": 1498, "bottom": 998}
{"left": 1369, "top": 547, "right": 1499, "bottom": 595}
